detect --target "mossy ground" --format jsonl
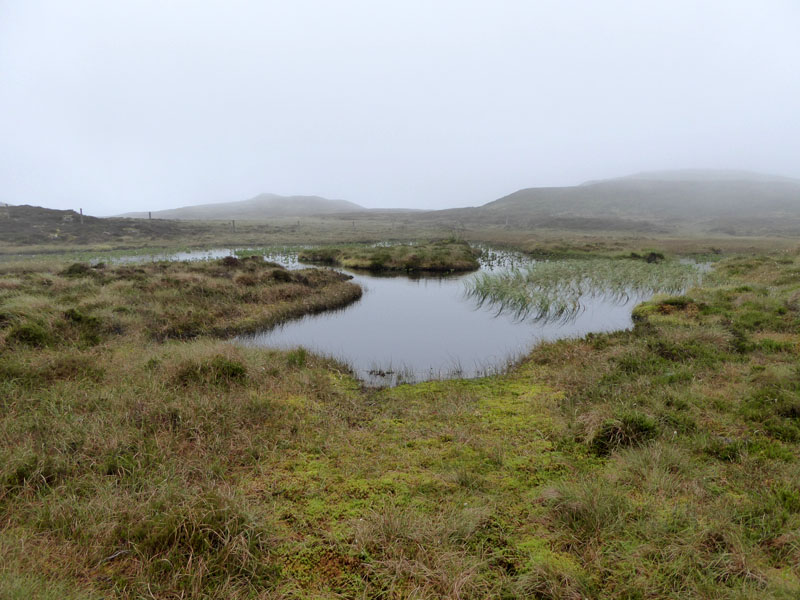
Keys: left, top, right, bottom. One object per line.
{"left": 2, "top": 250, "right": 800, "bottom": 598}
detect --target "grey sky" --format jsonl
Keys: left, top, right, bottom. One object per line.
{"left": 1, "top": 0, "right": 798, "bottom": 215}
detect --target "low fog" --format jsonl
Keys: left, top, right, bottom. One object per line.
{"left": 1, "top": 0, "right": 798, "bottom": 215}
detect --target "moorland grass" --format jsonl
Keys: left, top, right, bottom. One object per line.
{"left": 5, "top": 201, "right": 800, "bottom": 260}
{"left": 0, "top": 256, "right": 361, "bottom": 345}
{"left": 1, "top": 250, "right": 800, "bottom": 598}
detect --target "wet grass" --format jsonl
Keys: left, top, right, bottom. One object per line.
{"left": 1, "top": 248, "right": 800, "bottom": 598}
{"left": 298, "top": 239, "right": 481, "bottom": 272}
{"left": 466, "top": 257, "right": 703, "bottom": 321}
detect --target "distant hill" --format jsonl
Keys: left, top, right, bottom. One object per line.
{"left": 582, "top": 169, "right": 800, "bottom": 186}
{"left": 120, "top": 194, "right": 365, "bottom": 220}
{"left": 6, "top": 170, "right": 800, "bottom": 248}
{"left": 0, "top": 204, "right": 198, "bottom": 247}
{"left": 415, "top": 170, "right": 800, "bottom": 235}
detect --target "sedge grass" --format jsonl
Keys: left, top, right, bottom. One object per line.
{"left": 466, "top": 258, "right": 703, "bottom": 321}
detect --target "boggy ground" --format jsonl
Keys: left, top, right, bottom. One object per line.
{"left": 1, "top": 251, "right": 800, "bottom": 599}
{"left": 298, "top": 239, "right": 480, "bottom": 273}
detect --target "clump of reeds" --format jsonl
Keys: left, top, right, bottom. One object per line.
{"left": 465, "top": 258, "right": 702, "bottom": 322}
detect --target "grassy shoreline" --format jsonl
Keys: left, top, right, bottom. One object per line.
{"left": 2, "top": 249, "right": 800, "bottom": 598}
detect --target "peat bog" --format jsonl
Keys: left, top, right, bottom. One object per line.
{"left": 2, "top": 242, "right": 800, "bottom": 599}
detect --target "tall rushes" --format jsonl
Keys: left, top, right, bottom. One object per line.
{"left": 466, "top": 259, "right": 702, "bottom": 322}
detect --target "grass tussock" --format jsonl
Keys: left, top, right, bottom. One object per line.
{"left": 352, "top": 505, "right": 493, "bottom": 598}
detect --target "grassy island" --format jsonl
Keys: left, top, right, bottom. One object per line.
{"left": 298, "top": 239, "right": 481, "bottom": 273}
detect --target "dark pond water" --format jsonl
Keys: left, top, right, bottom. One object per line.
{"left": 237, "top": 252, "right": 647, "bottom": 386}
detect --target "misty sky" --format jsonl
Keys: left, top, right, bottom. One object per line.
{"left": 1, "top": 1, "right": 799, "bottom": 215}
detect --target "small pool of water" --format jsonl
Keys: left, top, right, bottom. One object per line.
{"left": 88, "top": 245, "right": 662, "bottom": 386}
{"left": 238, "top": 253, "right": 647, "bottom": 386}
{"left": 108, "top": 248, "right": 239, "bottom": 264}
{"left": 102, "top": 247, "right": 310, "bottom": 268}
